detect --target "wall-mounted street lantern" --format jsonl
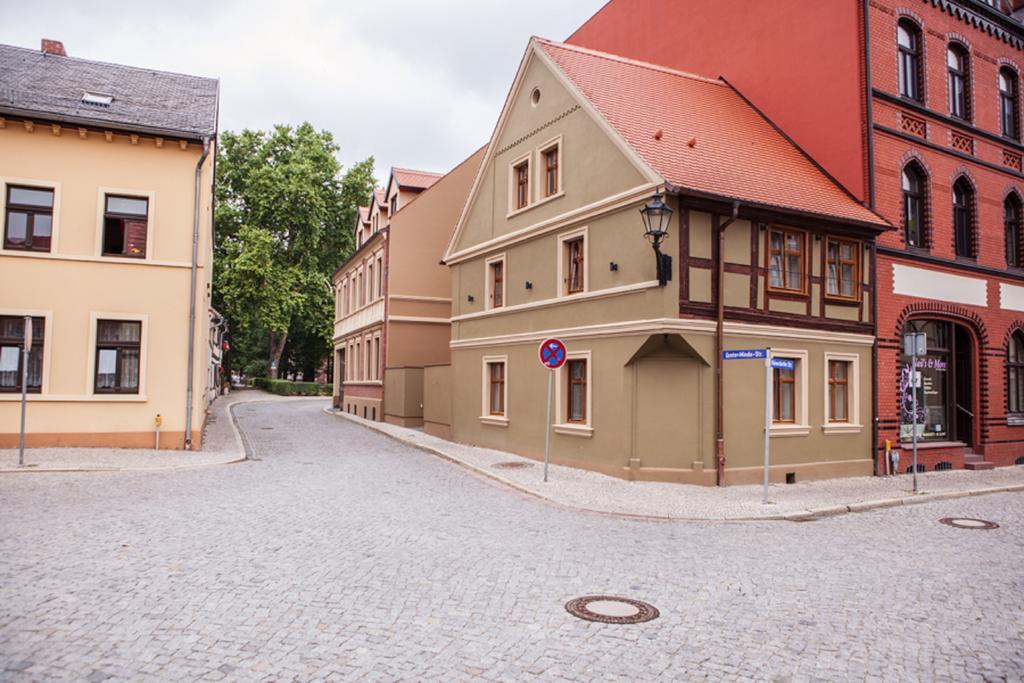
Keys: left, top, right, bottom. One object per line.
{"left": 640, "top": 191, "right": 673, "bottom": 286}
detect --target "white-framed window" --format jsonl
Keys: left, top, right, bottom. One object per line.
{"left": 480, "top": 355, "right": 509, "bottom": 425}
{"left": 557, "top": 226, "right": 588, "bottom": 297}
{"left": 554, "top": 350, "right": 592, "bottom": 437}
{"left": 769, "top": 348, "right": 809, "bottom": 437}
{"left": 536, "top": 135, "right": 563, "bottom": 204}
{"left": 507, "top": 152, "right": 531, "bottom": 216}
{"left": 1, "top": 177, "right": 62, "bottom": 255}
{"left": 94, "top": 187, "right": 155, "bottom": 260}
{"left": 365, "top": 337, "right": 372, "bottom": 381}
{"left": 86, "top": 313, "right": 148, "bottom": 399}
{"left": 376, "top": 255, "right": 383, "bottom": 300}
{"left": 823, "top": 352, "right": 861, "bottom": 433}
{"left": 485, "top": 253, "right": 506, "bottom": 310}
{"left": 373, "top": 333, "right": 381, "bottom": 381}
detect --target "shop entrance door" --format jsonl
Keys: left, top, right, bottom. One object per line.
{"left": 901, "top": 320, "right": 974, "bottom": 447}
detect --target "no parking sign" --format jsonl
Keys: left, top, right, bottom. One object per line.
{"left": 537, "top": 338, "right": 567, "bottom": 483}
{"left": 538, "top": 338, "right": 567, "bottom": 370}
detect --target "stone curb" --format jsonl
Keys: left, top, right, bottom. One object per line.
{"left": 325, "top": 407, "right": 1024, "bottom": 523}
{"left": 0, "top": 394, "right": 321, "bottom": 474}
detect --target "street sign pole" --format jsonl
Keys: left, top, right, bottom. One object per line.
{"left": 763, "top": 348, "right": 771, "bottom": 505}
{"left": 538, "top": 338, "right": 568, "bottom": 483}
{"left": 904, "top": 332, "right": 926, "bottom": 494}
{"left": 543, "top": 369, "right": 553, "bottom": 483}
{"left": 18, "top": 315, "right": 31, "bottom": 467}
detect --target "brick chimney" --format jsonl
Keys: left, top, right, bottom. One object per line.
{"left": 40, "top": 39, "right": 66, "bottom": 56}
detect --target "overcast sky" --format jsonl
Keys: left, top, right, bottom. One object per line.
{"left": 1, "top": 0, "right": 607, "bottom": 184}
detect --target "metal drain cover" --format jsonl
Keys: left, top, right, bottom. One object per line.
{"left": 565, "top": 595, "right": 659, "bottom": 624}
{"left": 492, "top": 461, "right": 534, "bottom": 469}
{"left": 939, "top": 517, "right": 999, "bottom": 530}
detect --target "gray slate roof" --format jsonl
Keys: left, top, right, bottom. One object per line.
{"left": 0, "top": 43, "right": 218, "bottom": 139}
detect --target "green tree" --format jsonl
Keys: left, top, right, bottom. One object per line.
{"left": 214, "top": 123, "right": 375, "bottom": 379}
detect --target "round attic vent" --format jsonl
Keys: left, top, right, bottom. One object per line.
{"left": 531, "top": 87, "right": 541, "bottom": 106}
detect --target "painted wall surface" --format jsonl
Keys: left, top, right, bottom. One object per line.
{"left": 451, "top": 53, "right": 650, "bottom": 256}
{"left": 449, "top": 328, "right": 872, "bottom": 484}
{"left": 567, "top": 0, "right": 867, "bottom": 200}
{"left": 0, "top": 123, "right": 214, "bottom": 448}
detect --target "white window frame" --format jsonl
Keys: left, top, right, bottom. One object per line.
{"left": 535, "top": 135, "right": 564, "bottom": 206}
{"left": 94, "top": 187, "right": 156, "bottom": 261}
{"left": 822, "top": 352, "right": 862, "bottom": 433}
{"left": 485, "top": 253, "right": 507, "bottom": 310}
{"left": 557, "top": 226, "right": 589, "bottom": 297}
{"left": 554, "top": 349, "right": 593, "bottom": 437}
{"left": 0, "top": 176, "right": 62, "bottom": 255}
{"left": 0, "top": 308, "right": 54, "bottom": 397}
{"left": 506, "top": 152, "right": 532, "bottom": 218}
{"left": 373, "top": 332, "right": 382, "bottom": 381}
{"left": 86, "top": 312, "right": 149, "bottom": 400}
{"left": 769, "top": 348, "right": 810, "bottom": 437}
{"left": 480, "top": 354, "right": 509, "bottom": 426}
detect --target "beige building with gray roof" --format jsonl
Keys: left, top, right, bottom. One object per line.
{"left": 0, "top": 39, "right": 219, "bottom": 449}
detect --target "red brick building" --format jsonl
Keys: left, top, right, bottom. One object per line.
{"left": 570, "top": 0, "right": 1024, "bottom": 471}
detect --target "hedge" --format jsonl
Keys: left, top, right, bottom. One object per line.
{"left": 251, "top": 378, "right": 332, "bottom": 396}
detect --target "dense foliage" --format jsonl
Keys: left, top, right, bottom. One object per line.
{"left": 250, "top": 378, "right": 333, "bottom": 396}
{"left": 213, "top": 123, "right": 375, "bottom": 380}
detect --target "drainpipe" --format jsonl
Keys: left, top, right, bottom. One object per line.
{"left": 184, "top": 137, "right": 211, "bottom": 450}
{"left": 715, "top": 200, "right": 741, "bottom": 486}
{"left": 870, "top": 242, "right": 880, "bottom": 474}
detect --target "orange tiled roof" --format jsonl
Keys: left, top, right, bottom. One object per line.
{"left": 358, "top": 206, "right": 370, "bottom": 225}
{"left": 392, "top": 167, "right": 443, "bottom": 191}
{"left": 373, "top": 188, "right": 386, "bottom": 208}
{"left": 536, "top": 39, "right": 888, "bottom": 228}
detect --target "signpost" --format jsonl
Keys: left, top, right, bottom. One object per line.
{"left": 538, "top": 338, "right": 567, "bottom": 482}
{"left": 19, "top": 316, "right": 31, "bottom": 467}
{"left": 904, "top": 332, "right": 927, "bottom": 494}
{"left": 723, "top": 348, "right": 787, "bottom": 504}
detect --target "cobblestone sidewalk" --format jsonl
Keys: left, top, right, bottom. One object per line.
{"left": 327, "top": 408, "right": 1024, "bottom": 521}
{"left": 0, "top": 390, "right": 302, "bottom": 472}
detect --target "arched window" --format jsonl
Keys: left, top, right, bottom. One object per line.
{"left": 1006, "top": 193, "right": 1022, "bottom": 267}
{"left": 953, "top": 177, "right": 975, "bottom": 258}
{"left": 902, "top": 163, "right": 926, "bottom": 248}
{"left": 898, "top": 20, "right": 923, "bottom": 101}
{"left": 1008, "top": 331, "right": 1024, "bottom": 414}
{"left": 947, "top": 43, "right": 970, "bottom": 120}
{"left": 1000, "top": 67, "right": 1019, "bottom": 140}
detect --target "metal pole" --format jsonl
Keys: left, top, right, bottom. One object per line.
{"left": 763, "top": 349, "right": 771, "bottom": 504}
{"left": 18, "top": 316, "right": 30, "bottom": 467}
{"left": 911, "top": 344, "right": 919, "bottom": 494}
{"left": 543, "top": 369, "right": 553, "bottom": 483}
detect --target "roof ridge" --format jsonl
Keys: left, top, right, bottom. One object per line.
{"left": 392, "top": 166, "right": 443, "bottom": 176}
{"left": 0, "top": 42, "right": 219, "bottom": 83}
{"left": 533, "top": 36, "right": 724, "bottom": 86}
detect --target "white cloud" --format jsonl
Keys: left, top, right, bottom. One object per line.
{"left": 0, "top": 0, "right": 606, "bottom": 182}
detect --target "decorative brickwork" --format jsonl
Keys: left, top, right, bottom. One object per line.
{"left": 1003, "top": 149, "right": 1022, "bottom": 171}
{"left": 901, "top": 112, "right": 927, "bottom": 137}
{"left": 950, "top": 130, "right": 974, "bottom": 154}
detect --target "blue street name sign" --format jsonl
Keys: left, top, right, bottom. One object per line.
{"left": 722, "top": 349, "right": 767, "bottom": 360}
{"left": 770, "top": 358, "right": 795, "bottom": 370}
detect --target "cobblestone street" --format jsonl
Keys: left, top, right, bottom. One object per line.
{"left": 1, "top": 399, "right": 1022, "bottom": 681}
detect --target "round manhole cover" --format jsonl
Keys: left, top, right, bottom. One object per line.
{"left": 565, "top": 596, "right": 659, "bottom": 624}
{"left": 939, "top": 517, "right": 999, "bottom": 530}
{"left": 492, "top": 461, "right": 534, "bottom": 470}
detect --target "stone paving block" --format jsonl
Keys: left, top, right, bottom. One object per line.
{"left": 0, "top": 400, "right": 1020, "bottom": 680}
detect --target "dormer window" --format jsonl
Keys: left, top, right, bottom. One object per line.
{"left": 390, "top": 195, "right": 397, "bottom": 215}
{"left": 82, "top": 92, "right": 113, "bottom": 107}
